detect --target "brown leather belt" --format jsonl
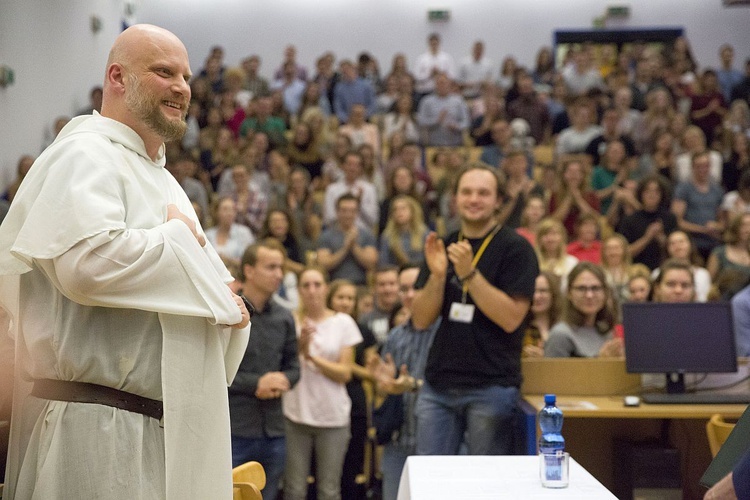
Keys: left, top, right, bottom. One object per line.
{"left": 32, "top": 379, "right": 163, "bottom": 421}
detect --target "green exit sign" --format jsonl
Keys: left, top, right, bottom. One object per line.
{"left": 607, "top": 5, "right": 630, "bottom": 17}
{"left": 428, "top": 9, "right": 451, "bottom": 22}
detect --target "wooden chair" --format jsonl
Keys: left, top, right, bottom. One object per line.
{"left": 706, "top": 413, "right": 736, "bottom": 457}
{"left": 233, "top": 482, "right": 262, "bottom": 500}
{"left": 232, "top": 461, "right": 266, "bottom": 500}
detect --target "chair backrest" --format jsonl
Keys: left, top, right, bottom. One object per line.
{"left": 233, "top": 482, "right": 262, "bottom": 500}
{"left": 706, "top": 413, "right": 736, "bottom": 457}
{"left": 232, "top": 460, "right": 267, "bottom": 491}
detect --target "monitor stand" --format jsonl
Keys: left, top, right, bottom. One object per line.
{"left": 665, "top": 372, "right": 685, "bottom": 394}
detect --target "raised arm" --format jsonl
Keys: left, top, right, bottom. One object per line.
{"left": 411, "top": 232, "right": 447, "bottom": 329}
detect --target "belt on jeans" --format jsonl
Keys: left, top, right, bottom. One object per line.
{"left": 31, "top": 379, "right": 163, "bottom": 421}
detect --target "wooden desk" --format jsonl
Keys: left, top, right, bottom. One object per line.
{"left": 524, "top": 395, "right": 748, "bottom": 420}
{"left": 524, "top": 395, "right": 748, "bottom": 500}
{"left": 397, "top": 455, "right": 616, "bottom": 499}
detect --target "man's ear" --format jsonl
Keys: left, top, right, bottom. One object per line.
{"left": 106, "top": 63, "right": 127, "bottom": 94}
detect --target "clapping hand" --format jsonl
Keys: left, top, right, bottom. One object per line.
{"left": 299, "top": 319, "right": 316, "bottom": 360}
{"left": 447, "top": 240, "right": 474, "bottom": 280}
{"left": 368, "top": 353, "right": 414, "bottom": 395}
{"left": 424, "top": 232, "right": 448, "bottom": 279}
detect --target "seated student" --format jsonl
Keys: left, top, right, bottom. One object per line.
{"left": 522, "top": 272, "right": 563, "bottom": 358}
{"left": 379, "top": 165, "right": 426, "bottom": 235}
{"left": 672, "top": 150, "right": 725, "bottom": 262}
{"left": 379, "top": 195, "right": 429, "bottom": 267}
{"left": 497, "top": 150, "right": 544, "bottom": 229}
{"left": 536, "top": 218, "right": 579, "bottom": 291}
{"left": 544, "top": 262, "right": 624, "bottom": 358}
{"left": 230, "top": 164, "right": 269, "bottom": 235}
{"left": 286, "top": 121, "right": 326, "bottom": 181}
{"left": 600, "top": 233, "right": 635, "bottom": 304}
{"left": 317, "top": 193, "right": 379, "bottom": 286}
{"left": 591, "top": 139, "right": 637, "bottom": 216}
{"left": 359, "top": 143, "right": 386, "bottom": 201}
{"left": 516, "top": 194, "right": 547, "bottom": 247}
{"left": 205, "top": 197, "right": 255, "bottom": 268}
{"left": 382, "top": 93, "right": 420, "bottom": 144}
{"left": 651, "top": 230, "right": 712, "bottom": 302}
{"left": 721, "top": 169, "right": 750, "bottom": 226}
{"left": 723, "top": 131, "right": 750, "bottom": 194}
{"left": 626, "top": 272, "right": 653, "bottom": 303}
{"left": 554, "top": 99, "right": 602, "bottom": 158}
{"left": 652, "top": 259, "right": 696, "bottom": 303}
{"left": 566, "top": 213, "right": 602, "bottom": 264}
{"left": 619, "top": 174, "right": 678, "bottom": 270}
{"left": 707, "top": 213, "right": 750, "bottom": 283}
{"left": 339, "top": 104, "right": 381, "bottom": 155}
{"left": 548, "top": 158, "right": 600, "bottom": 239}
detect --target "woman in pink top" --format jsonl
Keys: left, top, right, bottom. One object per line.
{"left": 283, "top": 267, "right": 363, "bottom": 500}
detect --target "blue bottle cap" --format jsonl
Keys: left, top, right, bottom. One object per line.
{"left": 544, "top": 394, "right": 556, "bottom": 405}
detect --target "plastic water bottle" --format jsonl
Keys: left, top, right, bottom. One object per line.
{"left": 538, "top": 393, "right": 566, "bottom": 487}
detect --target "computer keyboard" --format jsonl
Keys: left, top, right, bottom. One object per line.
{"left": 642, "top": 392, "right": 750, "bottom": 405}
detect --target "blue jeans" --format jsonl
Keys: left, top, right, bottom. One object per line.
{"left": 415, "top": 382, "right": 519, "bottom": 456}
{"left": 381, "top": 442, "right": 413, "bottom": 500}
{"left": 231, "top": 434, "right": 285, "bottom": 500}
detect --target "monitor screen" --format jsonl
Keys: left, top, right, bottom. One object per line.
{"left": 622, "top": 302, "right": 737, "bottom": 377}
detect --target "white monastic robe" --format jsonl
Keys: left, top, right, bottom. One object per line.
{"left": 0, "top": 114, "right": 250, "bottom": 499}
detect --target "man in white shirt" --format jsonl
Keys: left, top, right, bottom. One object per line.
{"left": 0, "top": 24, "right": 250, "bottom": 500}
{"left": 414, "top": 33, "right": 456, "bottom": 97}
{"left": 561, "top": 48, "right": 603, "bottom": 97}
{"left": 458, "top": 40, "right": 494, "bottom": 99}
{"left": 417, "top": 74, "right": 470, "bottom": 147}
{"left": 323, "top": 151, "right": 379, "bottom": 231}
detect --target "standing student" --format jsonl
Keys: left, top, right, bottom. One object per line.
{"left": 0, "top": 24, "right": 251, "bottom": 499}
{"left": 411, "top": 165, "right": 538, "bottom": 456}
{"left": 327, "top": 279, "right": 377, "bottom": 500}
{"left": 283, "top": 268, "right": 362, "bottom": 500}
{"left": 369, "top": 263, "right": 439, "bottom": 500}
{"left": 229, "top": 240, "right": 300, "bottom": 500}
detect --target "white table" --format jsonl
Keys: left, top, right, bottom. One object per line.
{"left": 397, "top": 455, "right": 617, "bottom": 499}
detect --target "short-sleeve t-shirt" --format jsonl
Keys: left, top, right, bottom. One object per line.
{"left": 283, "top": 312, "right": 363, "bottom": 427}
{"left": 415, "top": 225, "right": 539, "bottom": 390}
{"left": 318, "top": 226, "right": 377, "bottom": 285}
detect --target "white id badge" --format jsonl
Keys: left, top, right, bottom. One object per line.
{"left": 449, "top": 302, "right": 475, "bottom": 323}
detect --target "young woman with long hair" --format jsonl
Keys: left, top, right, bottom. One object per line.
{"left": 544, "top": 262, "right": 624, "bottom": 358}
{"left": 379, "top": 195, "right": 429, "bottom": 266}
{"left": 522, "top": 272, "right": 563, "bottom": 357}
{"left": 535, "top": 217, "right": 579, "bottom": 290}
{"left": 282, "top": 267, "right": 362, "bottom": 500}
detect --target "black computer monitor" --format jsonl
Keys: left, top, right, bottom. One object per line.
{"left": 622, "top": 302, "right": 738, "bottom": 394}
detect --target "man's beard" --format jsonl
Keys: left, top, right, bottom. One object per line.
{"left": 125, "top": 75, "right": 188, "bottom": 142}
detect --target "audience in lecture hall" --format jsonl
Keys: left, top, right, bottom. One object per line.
{"left": 9, "top": 30, "right": 750, "bottom": 499}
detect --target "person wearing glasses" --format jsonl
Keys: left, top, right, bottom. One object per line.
{"left": 544, "top": 262, "right": 624, "bottom": 358}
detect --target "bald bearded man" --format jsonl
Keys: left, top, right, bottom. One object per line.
{"left": 0, "top": 25, "right": 251, "bottom": 499}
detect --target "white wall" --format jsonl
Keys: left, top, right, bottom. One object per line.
{"left": 1, "top": 0, "right": 749, "bottom": 190}
{"left": 0, "top": 0, "right": 122, "bottom": 188}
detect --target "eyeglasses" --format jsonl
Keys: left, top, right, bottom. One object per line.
{"left": 570, "top": 285, "right": 605, "bottom": 295}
